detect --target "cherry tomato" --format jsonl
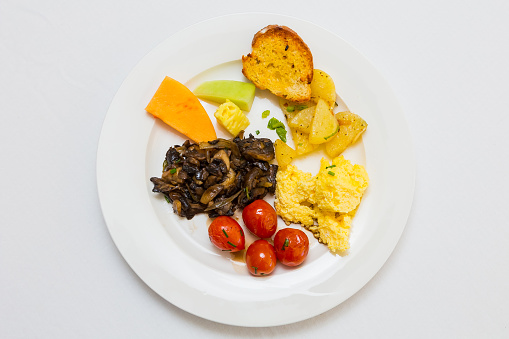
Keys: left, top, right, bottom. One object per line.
{"left": 245, "top": 239, "right": 277, "bottom": 276}
{"left": 242, "top": 199, "right": 278, "bottom": 238}
{"left": 208, "top": 216, "right": 245, "bottom": 252}
{"left": 273, "top": 228, "right": 309, "bottom": 266}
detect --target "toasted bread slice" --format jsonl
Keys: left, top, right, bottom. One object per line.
{"left": 242, "top": 25, "right": 313, "bottom": 102}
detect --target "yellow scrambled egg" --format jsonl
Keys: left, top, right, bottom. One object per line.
{"left": 275, "top": 156, "right": 369, "bottom": 253}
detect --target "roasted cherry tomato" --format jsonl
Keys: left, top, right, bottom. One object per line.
{"left": 208, "top": 216, "right": 245, "bottom": 252}
{"left": 245, "top": 239, "right": 277, "bottom": 276}
{"left": 273, "top": 228, "right": 309, "bottom": 266}
{"left": 242, "top": 199, "right": 278, "bottom": 238}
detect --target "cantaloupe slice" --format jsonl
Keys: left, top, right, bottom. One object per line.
{"left": 145, "top": 76, "right": 217, "bottom": 142}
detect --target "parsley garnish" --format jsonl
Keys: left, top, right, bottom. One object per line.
{"left": 227, "top": 241, "right": 237, "bottom": 248}
{"left": 267, "top": 118, "right": 287, "bottom": 143}
{"left": 222, "top": 229, "right": 229, "bottom": 238}
{"left": 245, "top": 187, "right": 250, "bottom": 200}
{"left": 252, "top": 266, "right": 258, "bottom": 274}
{"left": 255, "top": 130, "right": 260, "bottom": 135}
{"left": 328, "top": 171, "right": 335, "bottom": 176}
{"left": 286, "top": 106, "right": 295, "bottom": 112}
{"left": 326, "top": 165, "right": 336, "bottom": 169}
{"left": 267, "top": 118, "right": 285, "bottom": 129}
{"left": 262, "top": 110, "right": 270, "bottom": 118}
{"left": 164, "top": 195, "right": 171, "bottom": 203}
{"left": 169, "top": 168, "right": 177, "bottom": 174}
{"left": 276, "top": 128, "right": 287, "bottom": 143}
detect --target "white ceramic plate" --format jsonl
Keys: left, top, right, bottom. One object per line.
{"left": 97, "top": 13, "right": 415, "bottom": 327}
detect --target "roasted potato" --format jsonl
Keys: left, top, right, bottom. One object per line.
{"left": 310, "top": 69, "right": 336, "bottom": 109}
{"left": 325, "top": 111, "right": 367, "bottom": 157}
{"left": 290, "top": 128, "right": 317, "bottom": 155}
{"left": 288, "top": 106, "right": 316, "bottom": 134}
{"left": 279, "top": 98, "right": 312, "bottom": 121}
{"left": 275, "top": 139, "right": 297, "bottom": 168}
{"left": 309, "top": 99, "right": 339, "bottom": 144}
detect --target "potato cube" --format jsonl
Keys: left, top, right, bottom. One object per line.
{"left": 310, "top": 69, "right": 336, "bottom": 109}
{"left": 309, "top": 99, "right": 339, "bottom": 144}
{"left": 291, "top": 128, "right": 317, "bottom": 155}
{"left": 279, "top": 98, "right": 312, "bottom": 121}
{"left": 288, "top": 106, "right": 316, "bottom": 134}
{"left": 275, "top": 139, "right": 297, "bottom": 168}
{"left": 325, "top": 111, "right": 368, "bottom": 157}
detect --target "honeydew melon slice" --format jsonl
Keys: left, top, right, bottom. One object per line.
{"left": 194, "top": 80, "right": 256, "bottom": 111}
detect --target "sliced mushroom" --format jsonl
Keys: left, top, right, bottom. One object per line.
{"left": 220, "top": 169, "right": 236, "bottom": 190}
{"left": 236, "top": 135, "right": 275, "bottom": 161}
{"left": 244, "top": 167, "right": 263, "bottom": 190}
{"left": 212, "top": 149, "right": 230, "bottom": 171}
{"left": 200, "top": 184, "right": 224, "bottom": 205}
{"left": 161, "top": 169, "right": 184, "bottom": 185}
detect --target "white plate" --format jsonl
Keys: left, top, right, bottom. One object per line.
{"left": 97, "top": 13, "right": 415, "bottom": 327}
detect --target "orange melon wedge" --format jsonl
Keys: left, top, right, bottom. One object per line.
{"left": 145, "top": 76, "right": 217, "bottom": 142}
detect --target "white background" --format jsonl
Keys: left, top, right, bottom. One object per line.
{"left": 1, "top": 0, "right": 508, "bottom": 338}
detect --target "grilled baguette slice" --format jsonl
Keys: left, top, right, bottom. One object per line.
{"left": 242, "top": 25, "right": 313, "bottom": 102}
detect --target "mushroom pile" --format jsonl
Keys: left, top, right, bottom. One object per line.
{"left": 150, "top": 132, "right": 278, "bottom": 219}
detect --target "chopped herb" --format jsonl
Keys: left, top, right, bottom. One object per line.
{"left": 267, "top": 117, "right": 285, "bottom": 130}
{"left": 227, "top": 241, "right": 237, "bottom": 248}
{"left": 287, "top": 105, "right": 307, "bottom": 112}
{"left": 262, "top": 110, "right": 270, "bottom": 118}
{"left": 175, "top": 158, "right": 181, "bottom": 163}
{"left": 252, "top": 266, "right": 258, "bottom": 274}
{"left": 164, "top": 195, "right": 171, "bottom": 203}
{"left": 326, "top": 165, "right": 336, "bottom": 169}
{"left": 298, "top": 143, "right": 303, "bottom": 146}
{"left": 240, "top": 229, "right": 244, "bottom": 237}
{"left": 169, "top": 168, "right": 177, "bottom": 174}
{"left": 267, "top": 118, "right": 288, "bottom": 143}
{"left": 245, "top": 187, "right": 250, "bottom": 200}
{"left": 260, "top": 273, "right": 266, "bottom": 276}
{"left": 328, "top": 171, "right": 335, "bottom": 176}
{"left": 324, "top": 125, "right": 339, "bottom": 140}
{"left": 282, "top": 238, "right": 289, "bottom": 250}
{"left": 222, "top": 229, "right": 229, "bottom": 238}
{"left": 276, "top": 127, "right": 287, "bottom": 143}
{"left": 255, "top": 130, "right": 260, "bottom": 135}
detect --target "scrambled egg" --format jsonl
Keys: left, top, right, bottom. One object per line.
{"left": 274, "top": 156, "right": 369, "bottom": 253}
{"left": 315, "top": 156, "right": 369, "bottom": 213}
{"left": 274, "top": 165, "right": 316, "bottom": 226}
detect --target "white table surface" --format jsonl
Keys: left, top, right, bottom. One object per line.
{"left": 1, "top": 0, "right": 508, "bottom": 337}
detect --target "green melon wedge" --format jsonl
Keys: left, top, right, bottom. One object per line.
{"left": 193, "top": 80, "right": 256, "bottom": 112}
